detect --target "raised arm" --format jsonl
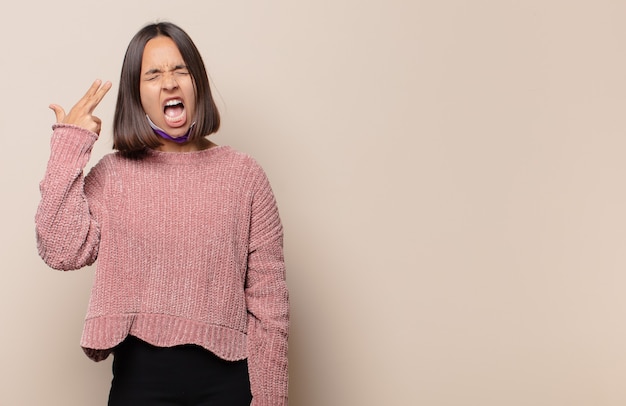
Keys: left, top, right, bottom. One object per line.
{"left": 35, "top": 80, "right": 111, "bottom": 270}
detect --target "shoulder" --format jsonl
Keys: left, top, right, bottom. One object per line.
{"left": 90, "top": 151, "right": 124, "bottom": 171}
{"left": 218, "top": 146, "right": 268, "bottom": 175}
{"left": 220, "top": 146, "right": 256, "bottom": 164}
{"left": 213, "top": 147, "right": 276, "bottom": 195}
{"left": 86, "top": 151, "right": 134, "bottom": 183}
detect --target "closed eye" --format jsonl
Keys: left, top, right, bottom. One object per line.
{"left": 143, "top": 65, "right": 188, "bottom": 80}
{"left": 174, "top": 66, "right": 190, "bottom": 76}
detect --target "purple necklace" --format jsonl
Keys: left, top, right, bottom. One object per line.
{"left": 146, "top": 115, "right": 195, "bottom": 144}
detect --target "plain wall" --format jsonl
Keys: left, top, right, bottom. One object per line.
{"left": 2, "top": 1, "right": 626, "bottom": 405}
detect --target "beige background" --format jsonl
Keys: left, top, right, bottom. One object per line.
{"left": 2, "top": 1, "right": 626, "bottom": 405}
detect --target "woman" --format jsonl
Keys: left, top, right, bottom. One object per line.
{"left": 36, "top": 21, "right": 289, "bottom": 406}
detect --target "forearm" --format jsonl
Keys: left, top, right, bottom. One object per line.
{"left": 246, "top": 237, "right": 290, "bottom": 405}
{"left": 35, "top": 124, "right": 101, "bottom": 270}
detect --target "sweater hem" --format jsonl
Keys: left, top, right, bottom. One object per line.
{"left": 80, "top": 313, "right": 248, "bottom": 362}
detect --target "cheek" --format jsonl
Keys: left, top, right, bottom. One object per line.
{"left": 183, "top": 84, "right": 197, "bottom": 114}
{"left": 139, "top": 84, "right": 148, "bottom": 110}
{"left": 139, "top": 86, "right": 157, "bottom": 113}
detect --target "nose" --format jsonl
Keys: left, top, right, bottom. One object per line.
{"left": 162, "top": 72, "right": 179, "bottom": 90}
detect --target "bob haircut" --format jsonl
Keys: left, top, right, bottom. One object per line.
{"left": 113, "top": 22, "right": 220, "bottom": 155}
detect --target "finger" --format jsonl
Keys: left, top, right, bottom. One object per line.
{"left": 85, "top": 80, "right": 112, "bottom": 113}
{"left": 76, "top": 80, "right": 105, "bottom": 109}
{"left": 92, "top": 116, "right": 103, "bottom": 135}
{"left": 90, "top": 81, "right": 112, "bottom": 111}
{"left": 82, "top": 79, "right": 103, "bottom": 100}
{"left": 49, "top": 104, "right": 66, "bottom": 123}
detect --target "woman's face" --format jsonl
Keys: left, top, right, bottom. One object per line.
{"left": 140, "top": 36, "right": 196, "bottom": 139}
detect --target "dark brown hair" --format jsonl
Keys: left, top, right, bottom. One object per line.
{"left": 113, "top": 22, "right": 220, "bottom": 155}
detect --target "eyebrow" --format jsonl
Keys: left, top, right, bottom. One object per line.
{"left": 143, "top": 64, "right": 189, "bottom": 76}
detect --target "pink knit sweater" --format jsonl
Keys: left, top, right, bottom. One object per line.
{"left": 35, "top": 124, "right": 289, "bottom": 405}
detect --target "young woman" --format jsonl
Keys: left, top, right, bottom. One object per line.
{"left": 36, "top": 22, "right": 289, "bottom": 406}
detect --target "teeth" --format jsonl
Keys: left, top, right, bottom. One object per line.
{"left": 165, "top": 99, "right": 183, "bottom": 106}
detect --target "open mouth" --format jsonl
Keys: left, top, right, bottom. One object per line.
{"left": 163, "top": 99, "right": 186, "bottom": 126}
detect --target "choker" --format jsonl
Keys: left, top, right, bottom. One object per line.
{"left": 147, "top": 115, "right": 195, "bottom": 144}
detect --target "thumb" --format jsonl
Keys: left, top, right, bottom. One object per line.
{"left": 49, "top": 104, "right": 66, "bottom": 123}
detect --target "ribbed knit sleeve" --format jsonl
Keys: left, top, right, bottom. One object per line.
{"left": 245, "top": 162, "right": 290, "bottom": 406}
{"left": 35, "top": 124, "right": 102, "bottom": 270}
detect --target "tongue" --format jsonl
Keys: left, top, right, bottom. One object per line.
{"left": 165, "top": 105, "right": 184, "bottom": 117}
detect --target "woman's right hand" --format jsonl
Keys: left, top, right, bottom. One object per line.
{"left": 49, "top": 79, "right": 112, "bottom": 135}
